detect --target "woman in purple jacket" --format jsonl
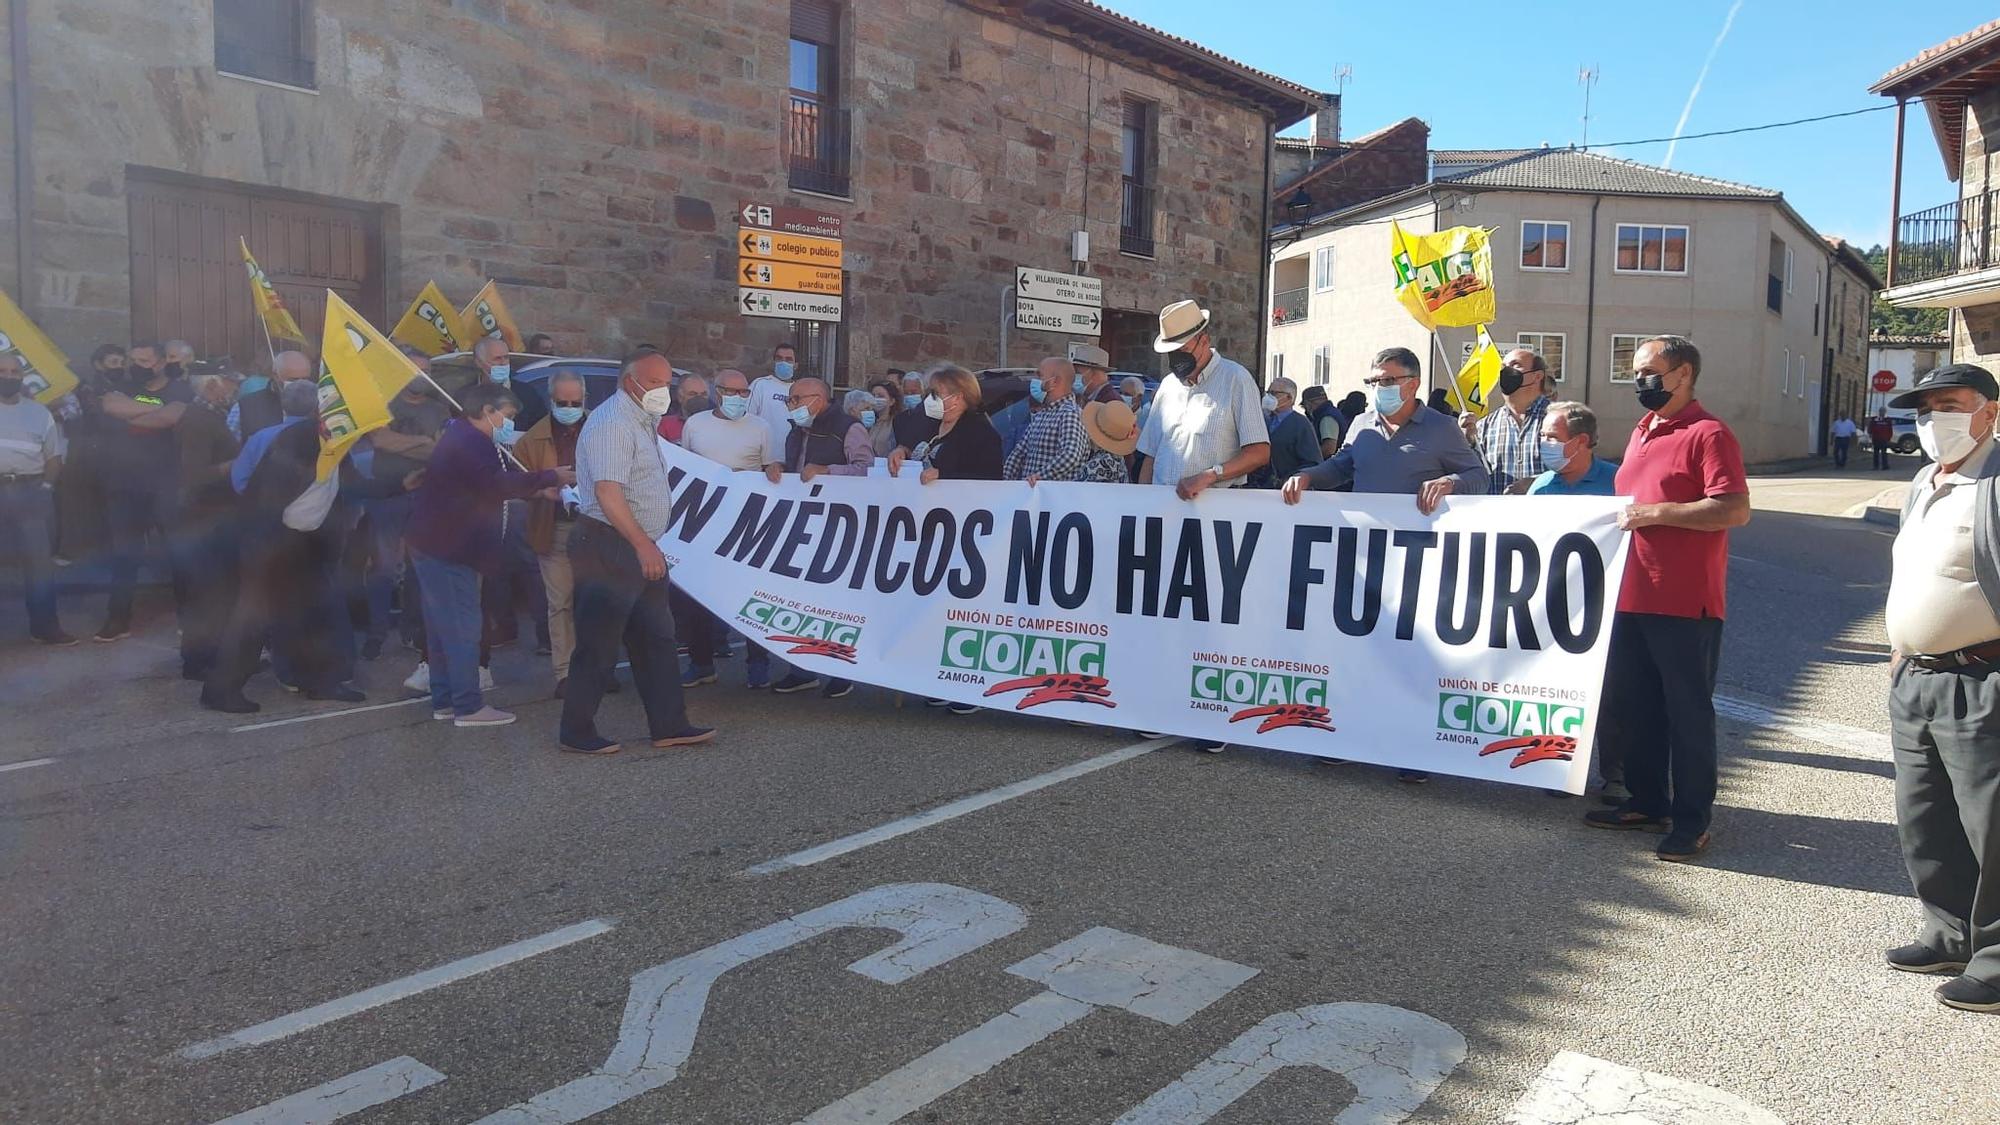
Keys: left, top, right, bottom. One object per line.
{"left": 408, "top": 384, "right": 573, "bottom": 727}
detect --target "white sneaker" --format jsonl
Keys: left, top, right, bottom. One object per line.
{"left": 432, "top": 707, "right": 453, "bottom": 720}
{"left": 403, "top": 662, "right": 431, "bottom": 693}
{"left": 454, "top": 706, "right": 516, "bottom": 728}
{"left": 479, "top": 666, "right": 495, "bottom": 691}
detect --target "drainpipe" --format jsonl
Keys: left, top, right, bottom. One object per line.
{"left": 1580, "top": 194, "right": 1602, "bottom": 406}
{"left": 1254, "top": 123, "right": 1274, "bottom": 389}
{"left": 9, "top": 0, "right": 33, "bottom": 314}
{"left": 1818, "top": 255, "right": 1835, "bottom": 456}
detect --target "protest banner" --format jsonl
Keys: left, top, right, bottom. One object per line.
{"left": 0, "top": 289, "right": 80, "bottom": 405}
{"left": 390, "top": 281, "right": 465, "bottom": 356}
{"left": 1390, "top": 222, "right": 1496, "bottom": 331}
{"left": 459, "top": 280, "right": 523, "bottom": 351}
{"left": 651, "top": 441, "right": 1632, "bottom": 793}
{"left": 317, "top": 291, "right": 420, "bottom": 480}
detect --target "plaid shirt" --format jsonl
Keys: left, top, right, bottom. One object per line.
{"left": 1474, "top": 395, "right": 1550, "bottom": 494}
{"left": 1003, "top": 396, "right": 1089, "bottom": 482}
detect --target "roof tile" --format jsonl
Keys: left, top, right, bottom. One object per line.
{"left": 1438, "top": 148, "right": 1779, "bottom": 198}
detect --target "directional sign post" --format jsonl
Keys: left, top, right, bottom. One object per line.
{"left": 1014, "top": 266, "right": 1102, "bottom": 338}
{"left": 739, "top": 201, "right": 844, "bottom": 323}
{"left": 740, "top": 287, "right": 842, "bottom": 324}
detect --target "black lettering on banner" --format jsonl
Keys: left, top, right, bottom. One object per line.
{"left": 949, "top": 510, "right": 994, "bottom": 597}
{"left": 1391, "top": 530, "right": 1438, "bottom": 640}
{"left": 1546, "top": 532, "right": 1606, "bottom": 653}
{"left": 1435, "top": 533, "right": 1486, "bottom": 645}
{"left": 912, "top": 510, "right": 956, "bottom": 596}
{"left": 1049, "top": 513, "right": 1092, "bottom": 610}
{"left": 1490, "top": 533, "right": 1542, "bottom": 650}
{"left": 1212, "top": 522, "right": 1260, "bottom": 625}
{"left": 1164, "top": 518, "right": 1209, "bottom": 621}
{"left": 874, "top": 506, "right": 917, "bottom": 591}
{"left": 806, "top": 503, "right": 860, "bottom": 584}
{"left": 847, "top": 505, "right": 883, "bottom": 590}
{"left": 1006, "top": 511, "right": 1050, "bottom": 605}
{"left": 1118, "top": 515, "right": 1163, "bottom": 617}
{"left": 663, "top": 473, "right": 729, "bottom": 543}
{"left": 717, "top": 495, "right": 794, "bottom": 566}
{"left": 771, "top": 500, "right": 825, "bottom": 579}
{"left": 1334, "top": 526, "right": 1385, "bottom": 636}
{"left": 1286, "top": 525, "right": 1333, "bottom": 631}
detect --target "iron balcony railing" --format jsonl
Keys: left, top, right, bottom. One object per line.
{"left": 1895, "top": 188, "right": 2000, "bottom": 287}
{"left": 1272, "top": 286, "right": 1309, "bottom": 325}
{"left": 786, "top": 97, "right": 851, "bottom": 197}
{"left": 1120, "top": 181, "right": 1156, "bottom": 257}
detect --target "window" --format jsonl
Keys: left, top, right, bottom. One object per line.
{"left": 1313, "top": 246, "right": 1335, "bottom": 292}
{"left": 1779, "top": 348, "right": 1790, "bottom": 397}
{"left": 1120, "top": 100, "right": 1156, "bottom": 257}
{"left": 1269, "top": 354, "right": 1284, "bottom": 380}
{"left": 1515, "top": 332, "right": 1566, "bottom": 382}
{"left": 1314, "top": 345, "right": 1330, "bottom": 383}
{"left": 1520, "top": 220, "right": 1570, "bottom": 270}
{"left": 1614, "top": 223, "right": 1689, "bottom": 275}
{"left": 1609, "top": 334, "right": 1652, "bottom": 383}
{"left": 1784, "top": 246, "right": 1795, "bottom": 294}
{"left": 214, "top": 0, "right": 315, "bottom": 89}
{"left": 787, "top": 0, "right": 849, "bottom": 196}
{"left": 1813, "top": 266, "right": 1823, "bottom": 335}
{"left": 1766, "top": 237, "right": 1785, "bottom": 313}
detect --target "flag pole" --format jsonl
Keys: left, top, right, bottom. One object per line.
{"left": 256, "top": 310, "right": 280, "bottom": 373}
{"left": 411, "top": 369, "right": 529, "bottom": 471}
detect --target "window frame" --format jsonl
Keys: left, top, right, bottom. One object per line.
{"left": 1612, "top": 222, "right": 1690, "bottom": 276}
{"left": 1784, "top": 246, "right": 1795, "bottom": 294}
{"left": 1519, "top": 219, "right": 1571, "bottom": 272}
{"left": 1513, "top": 331, "right": 1567, "bottom": 383}
{"left": 1312, "top": 246, "right": 1335, "bottom": 293}
{"left": 1269, "top": 353, "right": 1284, "bottom": 380}
{"left": 1779, "top": 347, "right": 1790, "bottom": 398}
{"left": 213, "top": 0, "right": 317, "bottom": 92}
{"left": 1119, "top": 98, "right": 1158, "bottom": 259}
{"left": 1313, "top": 345, "right": 1331, "bottom": 382}
{"left": 1608, "top": 333, "right": 1651, "bottom": 384}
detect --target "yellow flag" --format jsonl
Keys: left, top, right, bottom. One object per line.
{"left": 1390, "top": 222, "right": 1496, "bottom": 331}
{"left": 458, "top": 280, "right": 522, "bottom": 352}
{"left": 317, "top": 291, "right": 420, "bottom": 481}
{"left": 0, "top": 289, "right": 80, "bottom": 406}
{"left": 240, "top": 237, "right": 307, "bottom": 343}
{"left": 1450, "top": 327, "right": 1504, "bottom": 418}
{"left": 390, "top": 281, "right": 464, "bottom": 356}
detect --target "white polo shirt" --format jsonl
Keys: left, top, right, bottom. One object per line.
{"left": 1886, "top": 439, "right": 2000, "bottom": 656}
{"left": 683, "top": 409, "right": 781, "bottom": 471}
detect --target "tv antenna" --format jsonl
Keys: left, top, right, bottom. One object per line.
{"left": 1332, "top": 64, "right": 1352, "bottom": 100}
{"left": 1578, "top": 65, "right": 1600, "bottom": 148}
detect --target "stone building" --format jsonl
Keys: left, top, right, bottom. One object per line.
{"left": 0, "top": 0, "right": 1321, "bottom": 381}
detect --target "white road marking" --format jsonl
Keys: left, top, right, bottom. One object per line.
{"left": 209, "top": 1056, "right": 445, "bottom": 1124}
{"left": 1715, "top": 692, "right": 1887, "bottom": 756}
{"left": 474, "top": 883, "right": 1024, "bottom": 1125}
{"left": 180, "top": 918, "right": 614, "bottom": 1060}
{"left": 802, "top": 927, "right": 1255, "bottom": 1125}
{"left": 1112, "top": 1003, "right": 1466, "bottom": 1124}
{"left": 230, "top": 697, "right": 427, "bottom": 733}
{"left": 1504, "top": 1050, "right": 1782, "bottom": 1124}
{"left": 0, "top": 757, "right": 55, "bottom": 773}
{"left": 743, "top": 737, "right": 1178, "bottom": 875}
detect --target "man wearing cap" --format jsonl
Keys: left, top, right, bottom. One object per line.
{"left": 1070, "top": 343, "right": 1121, "bottom": 406}
{"left": 1883, "top": 361, "right": 2000, "bottom": 1013}
{"left": 1302, "top": 385, "right": 1346, "bottom": 460}
{"left": 1135, "top": 300, "right": 1269, "bottom": 500}
{"left": 1080, "top": 399, "right": 1137, "bottom": 483}
{"left": 1005, "top": 357, "right": 1090, "bottom": 484}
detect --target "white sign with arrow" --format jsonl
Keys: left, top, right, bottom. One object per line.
{"left": 1014, "top": 266, "right": 1102, "bottom": 338}
{"left": 740, "top": 288, "right": 842, "bottom": 323}
{"left": 1015, "top": 297, "right": 1102, "bottom": 335}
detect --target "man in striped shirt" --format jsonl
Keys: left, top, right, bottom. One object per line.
{"left": 1464, "top": 347, "right": 1553, "bottom": 494}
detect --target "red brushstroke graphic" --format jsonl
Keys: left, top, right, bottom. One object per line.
{"left": 982, "top": 674, "right": 1115, "bottom": 711}
{"left": 1227, "top": 704, "right": 1336, "bottom": 734}
{"left": 1477, "top": 734, "right": 1578, "bottom": 768}
{"left": 768, "top": 635, "right": 858, "bottom": 664}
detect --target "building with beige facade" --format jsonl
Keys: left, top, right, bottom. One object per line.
{"left": 1266, "top": 149, "right": 1873, "bottom": 463}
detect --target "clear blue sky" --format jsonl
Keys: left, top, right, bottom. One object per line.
{"left": 1116, "top": 0, "right": 1994, "bottom": 249}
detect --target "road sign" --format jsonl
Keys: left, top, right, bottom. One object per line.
{"left": 1015, "top": 296, "right": 1102, "bottom": 335}
{"left": 740, "top": 228, "right": 844, "bottom": 269}
{"left": 740, "top": 287, "right": 842, "bottom": 323}
{"left": 739, "top": 259, "right": 843, "bottom": 295}
{"left": 1015, "top": 267, "right": 1103, "bottom": 308}
{"left": 1872, "top": 370, "right": 1896, "bottom": 393}
{"left": 738, "top": 201, "right": 843, "bottom": 240}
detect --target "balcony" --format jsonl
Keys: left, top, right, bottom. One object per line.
{"left": 1885, "top": 188, "right": 2000, "bottom": 307}
{"left": 1272, "top": 286, "right": 1309, "bottom": 326}
{"left": 786, "top": 97, "right": 850, "bottom": 197}
{"left": 1120, "top": 181, "right": 1155, "bottom": 257}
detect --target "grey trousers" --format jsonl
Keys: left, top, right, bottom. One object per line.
{"left": 1891, "top": 661, "right": 2000, "bottom": 986}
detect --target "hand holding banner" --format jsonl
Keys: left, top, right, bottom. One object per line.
{"left": 0, "top": 289, "right": 80, "bottom": 405}
{"left": 390, "top": 281, "right": 465, "bottom": 356}
{"left": 459, "top": 280, "right": 522, "bottom": 351}
{"left": 317, "top": 291, "right": 421, "bottom": 481}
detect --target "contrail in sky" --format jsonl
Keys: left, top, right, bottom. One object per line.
{"left": 1663, "top": 0, "right": 1745, "bottom": 168}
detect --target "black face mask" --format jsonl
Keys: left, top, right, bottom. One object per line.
{"left": 162, "top": 362, "right": 184, "bottom": 381}
{"left": 681, "top": 395, "right": 711, "bottom": 417}
{"left": 1634, "top": 373, "right": 1673, "bottom": 412}
{"left": 1496, "top": 366, "right": 1527, "bottom": 396}
{"left": 0, "top": 377, "right": 23, "bottom": 398}
{"left": 1168, "top": 350, "right": 1199, "bottom": 380}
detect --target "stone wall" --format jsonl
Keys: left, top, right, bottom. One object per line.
{"left": 16, "top": 0, "right": 1288, "bottom": 380}
{"left": 1955, "top": 87, "right": 2000, "bottom": 368}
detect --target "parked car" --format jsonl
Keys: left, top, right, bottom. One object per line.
{"left": 427, "top": 351, "right": 692, "bottom": 430}
{"left": 1862, "top": 410, "right": 1920, "bottom": 455}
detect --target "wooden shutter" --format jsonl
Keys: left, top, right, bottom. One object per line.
{"left": 791, "top": 0, "right": 839, "bottom": 44}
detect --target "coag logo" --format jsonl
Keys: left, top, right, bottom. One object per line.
{"left": 1437, "top": 692, "right": 1583, "bottom": 768}
{"left": 939, "top": 627, "right": 1114, "bottom": 711}
{"left": 1191, "top": 664, "right": 1335, "bottom": 734}
{"left": 740, "top": 597, "right": 861, "bottom": 663}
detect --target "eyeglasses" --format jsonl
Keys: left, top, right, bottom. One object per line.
{"left": 717, "top": 386, "right": 751, "bottom": 397}
{"left": 1362, "top": 374, "right": 1411, "bottom": 388}
{"left": 552, "top": 399, "right": 585, "bottom": 409}
{"left": 785, "top": 392, "right": 824, "bottom": 405}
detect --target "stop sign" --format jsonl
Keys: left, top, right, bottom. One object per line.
{"left": 1872, "top": 370, "right": 1897, "bottom": 393}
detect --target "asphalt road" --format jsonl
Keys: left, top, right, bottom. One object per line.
{"left": 4, "top": 460, "right": 1995, "bottom": 1124}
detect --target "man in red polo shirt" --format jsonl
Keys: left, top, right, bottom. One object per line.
{"left": 1584, "top": 335, "right": 1750, "bottom": 862}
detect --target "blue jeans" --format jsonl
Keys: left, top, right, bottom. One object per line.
{"left": 0, "top": 479, "right": 60, "bottom": 636}
{"left": 364, "top": 494, "right": 413, "bottom": 644}
{"left": 412, "top": 550, "right": 484, "bottom": 716}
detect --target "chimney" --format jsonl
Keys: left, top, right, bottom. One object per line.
{"left": 1309, "top": 94, "right": 1341, "bottom": 150}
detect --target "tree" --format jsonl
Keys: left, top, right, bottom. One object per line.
{"left": 1863, "top": 245, "right": 1948, "bottom": 338}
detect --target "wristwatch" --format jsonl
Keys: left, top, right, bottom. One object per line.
{"left": 1209, "top": 465, "right": 1228, "bottom": 480}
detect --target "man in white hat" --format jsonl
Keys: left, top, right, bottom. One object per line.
{"left": 1069, "top": 342, "right": 1122, "bottom": 406}
{"left": 1135, "top": 300, "right": 1269, "bottom": 500}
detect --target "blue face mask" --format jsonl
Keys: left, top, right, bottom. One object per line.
{"left": 773, "top": 360, "right": 796, "bottom": 381}
{"left": 488, "top": 364, "right": 511, "bottom": 384}
{"left": 788, "top": 405, "right": 813, "bottom": 427}
{"left": 1372, "top": 383, "right": 1405, "bottom": 415}
{"left": 1028, "top": 378, "right": 1047, "bottom": 404}
{"left": 494, "top": 417, "right": 520, "bottom": 445}
{"left": 552, "top": 405, "right": 585, "bottom": 426}
{"left": 720, "top": 395, "right": 749, "bottom": 420}
{"left": 860, "top": 409, "right": 877, "bottom": 427}
{"left": 239, "top": 375, "right": 270, "bottom": 395}
{"left": 1539, "top": 438, "right": 1573, "bottom": 471}
{"left": 903, "top": 393, "right": 922, "bottom": 409}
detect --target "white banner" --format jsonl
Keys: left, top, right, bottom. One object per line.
{"left": 653, "top": 440, "right": 1631, "bottom": 793}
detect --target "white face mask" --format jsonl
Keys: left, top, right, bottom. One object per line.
{"left": 1917, "top": 410, "right": 1985, "bottom": 464}
{"left": 1262, "top": 394, "right": 1279, "bottom": 414}
{"left": 923, "top": 394, "right": 947, "bottom": 420}
{"left": 638, "top": 383, "right": 675, "bottom": 417}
